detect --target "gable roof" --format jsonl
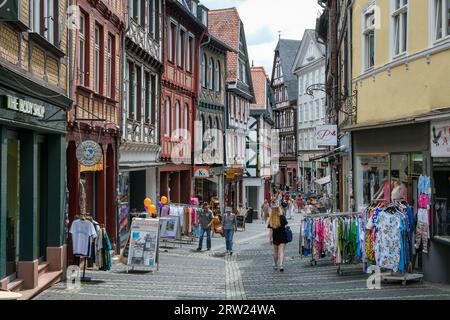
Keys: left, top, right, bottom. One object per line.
{"left": 208, "top": 8, "right": 255, "bottom": 102}
{"left": 250, "top": 67, "right": 268, "bottom": 109}
{"left": 291, "top": 29, "right": 325, "bottom": 74}
{"left": 208, "top": 8, "right": 241, "bottom": 82}
{"left": 272, "top": 39, "right": 301, "bottom": 102}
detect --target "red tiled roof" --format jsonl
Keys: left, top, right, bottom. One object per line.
{"left": 250, "top": 67, "right": 267, "bottom": 109}
{"left": 208, "top": 8, "right": 241, "bottom": 82}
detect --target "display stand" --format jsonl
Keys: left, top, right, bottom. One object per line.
{"left": 125, "top": 217, "right": 160, "bottom": 273}
{"left": 71, "top": 223, "right": 95, "bottom": 282}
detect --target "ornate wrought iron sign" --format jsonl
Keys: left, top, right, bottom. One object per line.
{"left": 76, "top": 140, "right": 102, "bottom": 166}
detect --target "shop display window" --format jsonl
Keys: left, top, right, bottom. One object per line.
{"left": 355, "top": 153, "right": 426, "bottom": 210}
{"left": 355, "top": 154, "right": 389, "bottom": 209}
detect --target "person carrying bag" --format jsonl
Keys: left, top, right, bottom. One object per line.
{"left": 222, "top": 208, "right": 237, "bottom": 255}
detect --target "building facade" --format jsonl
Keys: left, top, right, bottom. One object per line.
{"left": 292, "top": 29, "right": 329, "bottom": 196}
{"left": 67, "top": 0, "right": 124, "bottom": 256}
{"left": 208, "top": 7, "right": 255, "bottom": 211}
{"left": 271, "top": 39, "right": 301, "bottom": 192}
{"left": 0, "top": 0, "right": 71, "bottom": 293}
{"left": 244, "top": 66, "right": 274, "bottom": 215}
{"left": 160, "top": 0, "right": 207, "bottom": 204}
{"left": 194, "top": 34, "right": 232, "bottom": 208}
{"left": 322, "top": 0, "right": 450, "bottom": 283}
{"left": 118, "top": 0, "right": 163, "bottom": 247}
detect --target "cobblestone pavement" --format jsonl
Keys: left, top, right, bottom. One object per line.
{"left": 35, "top": 214, "right": 450, "bottom": 300}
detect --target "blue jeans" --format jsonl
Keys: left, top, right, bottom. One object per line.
{"left": 224, "top": 229, "right": 234, "bottom": 252}
{"left": 198, "top": 227, "right": 211, "bottom": 250}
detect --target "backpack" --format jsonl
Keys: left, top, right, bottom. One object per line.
{"left": 281, "top": 200, "right": 288, "bottom": 208}
{"left": 285, "top": 226, "right": 293, "bottom": 243}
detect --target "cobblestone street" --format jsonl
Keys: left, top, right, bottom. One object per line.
{"left": 34, "top": 214, "right": 450, "bottom": 300}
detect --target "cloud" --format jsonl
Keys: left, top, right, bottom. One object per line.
{"left": 247, "top": 26, "right": 276, "bottom": 46}
{"left": 202, "top": 0, "right": 321, "bottom": 74}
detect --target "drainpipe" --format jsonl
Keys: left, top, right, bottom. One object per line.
{"left": 347, "top": 0, "right": 355, "bottom": 212}
{"left": 116, "top": 3, "right": 131, "bottom": 253}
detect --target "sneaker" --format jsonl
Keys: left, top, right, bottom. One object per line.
{"left": 273, "top": 264, "right": 278, "bottom": 270}
{"left": 207, "top": 248, "right": 211, "bottom": 251}
{"left": 279, "top": 266, "right": 284, "bottom": 272}
{"left": 229, "top": 251, "right": 233, "bottom": 256}
{"left": 196, "top": 248, "right": 202, "bottom": 251}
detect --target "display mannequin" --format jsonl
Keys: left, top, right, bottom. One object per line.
{"left": 391, "top": 179, "right": 401, "bottom": 201}
{"left": 373, "top": 177, "right": 391, "bottom": 202}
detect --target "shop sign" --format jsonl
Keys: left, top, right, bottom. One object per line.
{"left": 431, "top": 121, "right": 450, "bottom": 157}
{"left": 316, "top": 125, "right": 338, "bottom": 146}
{"left": 2, "top": 95, "right": 46, "bottom": 118}
{"left": 194, "top": 166, "right": 210, "bottom": 178}
{"left": 76, "top": 140, "right": 102, "bottom": 166}
{"left": 0, "top": 0, "right": 19, "bottom": 21}
{"left": 225, "top": 168, "right": 243, "bottom": 180}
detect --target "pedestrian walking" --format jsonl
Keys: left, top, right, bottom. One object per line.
{"left": 196, "top": 202, "right": 214, "bottom": 251}
{"left": 268, "top": 207, "right": 288, "bottom": 272}
{"left": 281, "top": 195, "right": 289, "bottom": 217}
{"left": 222, "top": 207, "right": 237, "bottom": 255}
{"left": 261, "top": 199, "right": 271, "bottom": 224}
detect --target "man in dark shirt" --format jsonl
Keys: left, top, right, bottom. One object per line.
{"left": 196, "top": 202, "right": 213, "bottom": 251}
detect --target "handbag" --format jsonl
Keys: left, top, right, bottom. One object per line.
{"left": 285, "top": 226, "right": 293, "bottom": 243}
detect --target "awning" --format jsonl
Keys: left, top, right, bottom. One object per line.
{"left": 309, "top": 146, "right": 345, "bottom": 161}
{"left": 120, "top": 162, "right": 165, "bottom": 170}
{"left": 315, "top": 175, "right": 331, "bottom": 185}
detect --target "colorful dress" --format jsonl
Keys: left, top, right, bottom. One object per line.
{"left": 374, "top": 210, "right": 401, "bottom": 272}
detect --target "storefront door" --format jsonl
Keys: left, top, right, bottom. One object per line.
{"left": 36, "top": 137, "right": 48, "bottom": 260}
{"left": 433, "top": 160, "right": 450, "bottom": 242}
{"left": 6, "top": 133, "right": 20, "bottom": 276}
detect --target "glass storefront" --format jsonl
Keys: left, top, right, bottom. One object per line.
{"left": 6, "top": 136, "right": 20, "bottom": 276}
{"left": 355, "top": 153, "right": 425, "bottom": 210}
{"left": 433, "top": 158, "right": 450, "bottom": 242}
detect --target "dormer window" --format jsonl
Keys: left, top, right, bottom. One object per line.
{"left": 192, "top": 1, "right": 198, "bottom": 16}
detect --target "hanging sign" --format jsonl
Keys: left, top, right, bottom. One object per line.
{"left": 0, "top": 0, "right": 19, "bottom": 21}
{"left": 431, "top": 121, "right": 450, "bottom": 157}
{"left": 194, "top": 166, "right": 210, "bottom": 178}
{"left": 316, "top": 125, "right": 338, "bottom": 146}
{"left": 127, "top": 218, "right": 160, "bottom": 269}
{"left": 76, "top": 140, "right": 102, "bottom": 166}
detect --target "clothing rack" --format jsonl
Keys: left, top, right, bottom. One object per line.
{"left": 73, "top": 234, "right": 94, "bottom": 282}
{"left": 361, "top": 202, "right": 424, "bottom": 285}
{"left": 161, "top": 203, "right": 201, "bottom": 245}
{"left": 300, "top": 212, "right": 362, "bottom": 274}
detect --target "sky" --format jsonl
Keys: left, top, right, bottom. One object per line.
{"left": 201, "top": 0, "right": 322, "bottom": 77}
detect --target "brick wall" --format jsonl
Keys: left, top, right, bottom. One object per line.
{"left": 0, "top": 24, "right": 19, "bottom": 65}
{"left": 0, "top": 0, "right": 69, "bottom": 96}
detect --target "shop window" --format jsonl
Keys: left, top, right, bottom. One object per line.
{"left": 355, "top": 154, "right": 389, "bottom": 209}
{"left": 433, "top": 159, "right": 450, "bottom": 242}
{"left": 390, "top": 154, "right": 409, "bottom": 203}
{"left": 6, "top": 137, "right": 20, "bottom": 276}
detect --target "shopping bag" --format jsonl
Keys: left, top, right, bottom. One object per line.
{"left": 195, "top": 226, "right": 202, "bottom": 237}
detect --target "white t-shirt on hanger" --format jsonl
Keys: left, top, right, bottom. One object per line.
{"left": 70, "top": 219, "right": 98, "bottom": 256}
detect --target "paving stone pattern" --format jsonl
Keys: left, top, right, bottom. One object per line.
{"left": 35, "top": 214, "right": 450, "bottom": 300}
